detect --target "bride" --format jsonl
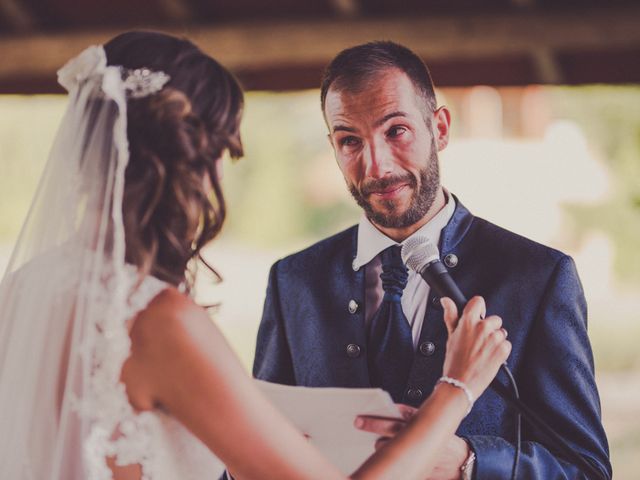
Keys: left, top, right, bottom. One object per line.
{"left": 0, "top": 31, "right": 511, "bottom": 480}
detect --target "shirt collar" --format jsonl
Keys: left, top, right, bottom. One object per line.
{"left": 353, "top": 189, "right": 456, "bottom": 270}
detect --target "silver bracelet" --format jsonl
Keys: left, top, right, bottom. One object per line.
{"left": 460, "top": 448, "right": 476, "bottom": 480}
{"left": 437, "top": 376, "right": 475, "bottom": 415}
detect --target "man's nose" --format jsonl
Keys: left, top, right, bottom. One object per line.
{"left": 363, "top": 139, "right": 394, "bottom": 179}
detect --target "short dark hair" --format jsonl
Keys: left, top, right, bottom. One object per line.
{"left": 320, "top": 41, "right": 437, "bottom": 115}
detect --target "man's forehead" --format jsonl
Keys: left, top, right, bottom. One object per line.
{"left": 324, "top": 70, "right": 423, "bottom": 127}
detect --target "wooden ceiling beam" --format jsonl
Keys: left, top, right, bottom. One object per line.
{"left": 1, "top": 5, "right": 639, "bottom": 92}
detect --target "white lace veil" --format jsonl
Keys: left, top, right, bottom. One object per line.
{"left": 0, "top": 45, "right": 169, "bottom": 479}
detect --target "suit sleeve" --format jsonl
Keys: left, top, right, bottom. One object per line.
{"left": 465, "top": 255, "right": 612, "bottom": 480}
{"left": 252, "top": 260, "right": 296, "bottom": 385}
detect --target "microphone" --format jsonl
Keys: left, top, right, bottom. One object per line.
{"left": 400, "top": 236, "right": 467, "bottom": 314}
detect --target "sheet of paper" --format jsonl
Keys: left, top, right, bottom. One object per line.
{"left": 256, "top": 380, "right": 403, "bottom": 474}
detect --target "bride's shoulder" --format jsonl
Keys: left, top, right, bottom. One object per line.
{"left": 129, "top": 284, "right": 223, "bottom": 364}
{"left": 124, "top": 286, "right": 221, "bottom": 408}
{"left": 133, "top": 286, "right": 209, "bottom": 338}
{"left": 145, "top": 285, "right": 198, "bottom": 314}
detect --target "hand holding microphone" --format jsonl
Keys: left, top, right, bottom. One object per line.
{"left": 440, "top": 296, "right": 511, "bottom": 401}
{"left": 401, "top": 236, "right": 511, "bottom": 400}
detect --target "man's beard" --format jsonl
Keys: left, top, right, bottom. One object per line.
{"left": 348, "top": 149, "right": 440, "bottom": 229}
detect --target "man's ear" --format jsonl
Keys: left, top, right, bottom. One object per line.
{"left": 433, "top": 106, "right": 451, "bottom": 151}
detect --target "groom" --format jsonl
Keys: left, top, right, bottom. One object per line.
{"left": 253, "top": 42, "right": 611, "bottom": 479}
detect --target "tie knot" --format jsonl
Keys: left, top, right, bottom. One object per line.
{"left": 380, "top": 245, "right": 408, "bottom": 301}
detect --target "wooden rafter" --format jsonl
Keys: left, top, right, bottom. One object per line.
{"left": 1, "top": 5, "right": 639, "bottom": 92}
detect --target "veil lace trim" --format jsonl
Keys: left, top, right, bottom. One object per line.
{"left": 0, "top": 42, "right": 177, "bottom": 479}
{"left": 0, "top": 44, "right": 175, "bottom": 480}
{"left": 58, "top": 46, "right": 172, "bottom": 479}
{"left": 81, "top": 269, "right": 169, "bottom": 480}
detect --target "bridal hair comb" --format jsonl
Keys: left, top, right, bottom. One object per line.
{"left": 122, "top": 67, "right": 171, "bottom": 98}
{"left": 58, "top": 45, "right": 170, "bottom": 99}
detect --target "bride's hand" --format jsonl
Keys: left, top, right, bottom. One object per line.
{"left": 441, "top": 296, "right": 511, "bottom": 399}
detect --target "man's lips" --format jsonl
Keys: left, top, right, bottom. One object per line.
{"left": 369, "top": 183, "right": 409, "bottom": 198}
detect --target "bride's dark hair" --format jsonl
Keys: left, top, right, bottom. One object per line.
{"left": 104, "top": 31, "right": 243, "bottom": 288}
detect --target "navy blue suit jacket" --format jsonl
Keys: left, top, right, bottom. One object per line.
{"left": 254, "top": 198, "right": 611, "bottom": 479}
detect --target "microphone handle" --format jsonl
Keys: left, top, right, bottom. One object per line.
{"left": 420, "top": 260, "right": 468, "bottom": 312}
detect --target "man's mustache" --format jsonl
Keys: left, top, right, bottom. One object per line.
{"left": 360, "top": 173, "right": 416, "bottom": 197}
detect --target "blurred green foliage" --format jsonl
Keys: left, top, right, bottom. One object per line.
{"left": 3, "top": 88, "right": 639, "bottom": 273}
{"left": 551, "top": 86, "right": 640, "bottom": 284}
{"left": 0, "top": 96, "right": 64, "bottom": 239}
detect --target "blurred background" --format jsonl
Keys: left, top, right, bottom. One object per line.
{"left": 1, "top": 0, "right": 639, "bottom": 477}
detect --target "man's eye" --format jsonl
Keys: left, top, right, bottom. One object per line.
{"left": 387, "top": 126, "right": 407, "bottom": 138}
{"left": 340, "top": 136, "right": 360, "bottom": 147}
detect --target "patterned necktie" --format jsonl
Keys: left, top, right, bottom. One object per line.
{"left": 367, "top": 245, "right": 414, "bottom": 402}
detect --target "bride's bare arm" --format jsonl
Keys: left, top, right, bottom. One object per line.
{"left": 122, "top": 287, "right": 344, "bottom": 480}
{"left": 120, "top": 288, "right": 509, "bottom": 480}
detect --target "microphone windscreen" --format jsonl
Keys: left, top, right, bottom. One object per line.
{"left": 401, "top": 236, "right": 439, "bottom": 272}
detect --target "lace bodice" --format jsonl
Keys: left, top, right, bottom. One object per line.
{"left": 82, "top": 270, "right": 225, "bottom": 480}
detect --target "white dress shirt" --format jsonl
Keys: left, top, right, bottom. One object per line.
{"left": 352, "top": 190, "right": 456, "bottom": 349}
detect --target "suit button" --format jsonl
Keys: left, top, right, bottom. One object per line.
{"left": 348, "top": 299, "right": 359, "bottom": 314}
{"left": 406, "top": 388, "right": 423, "bottom": 401}
{"left": 419, "top": 341, "right": 436, "bottom": 357}
{"left": 444, "top": 253, "right": 459, "bottom": 268}
{"left": 431, "top": 296, "right": 441, "bottom": 307}
{"left": 346, "top": 343, "right": 361, "bottom": 358}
